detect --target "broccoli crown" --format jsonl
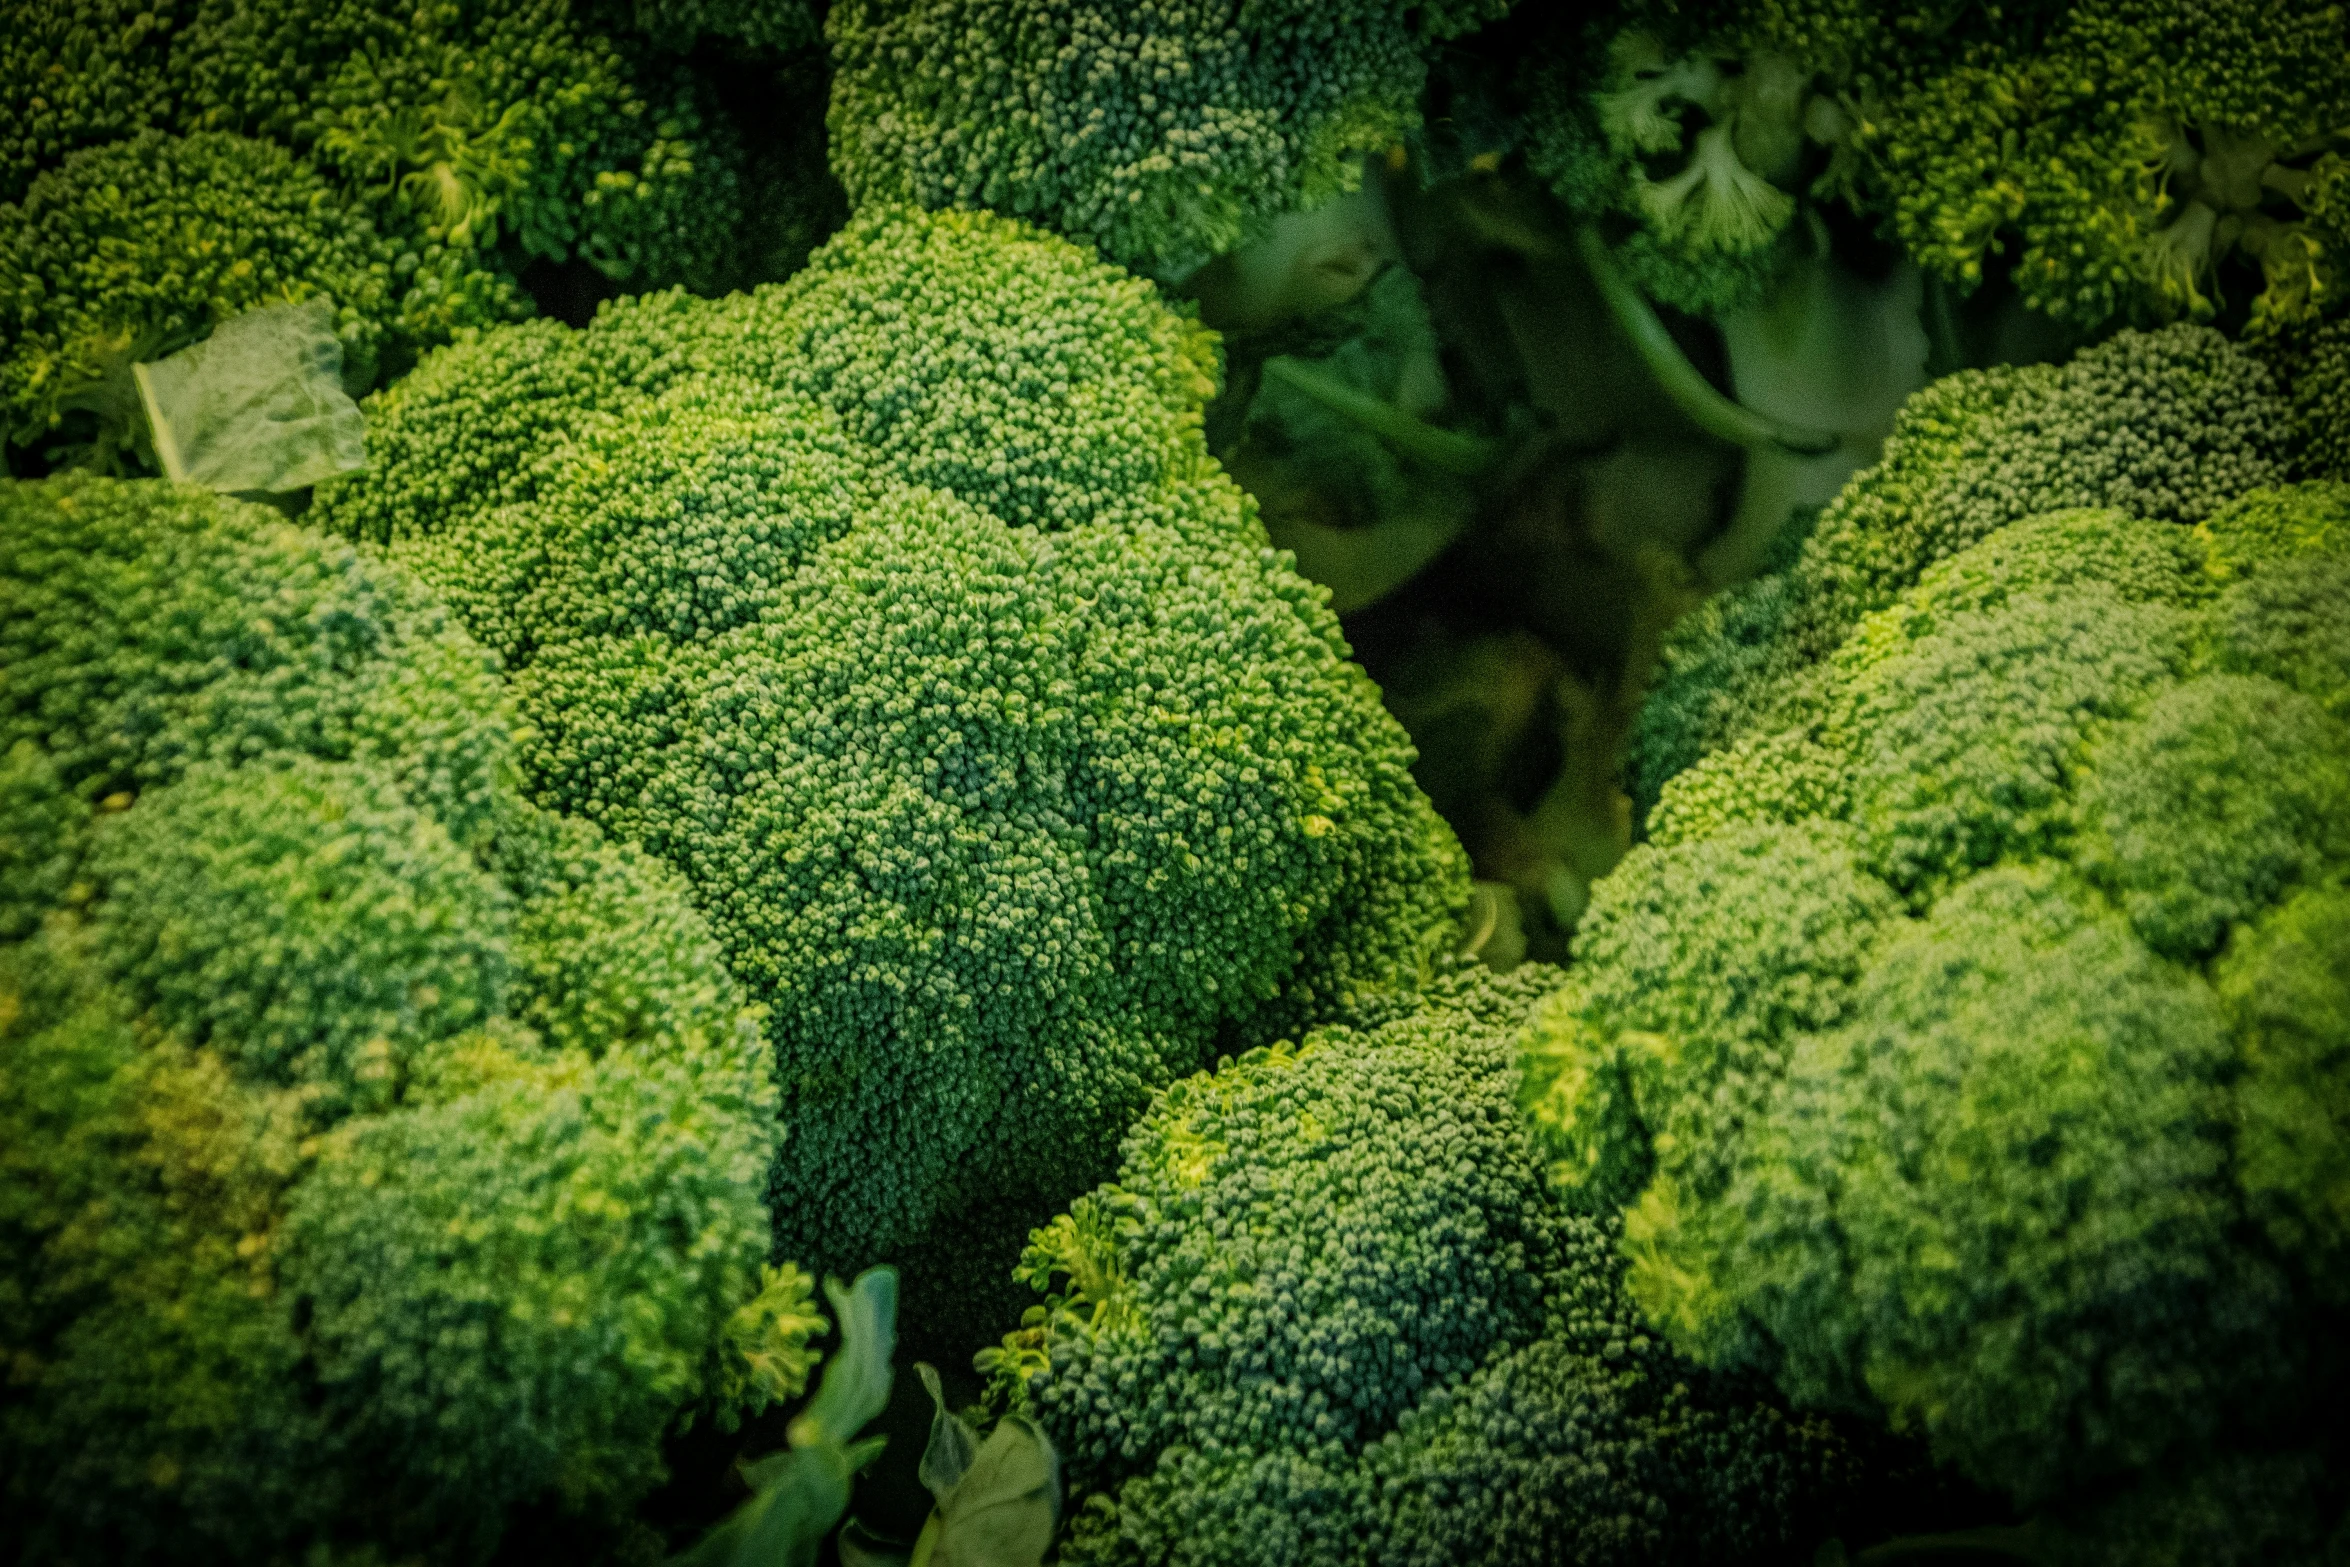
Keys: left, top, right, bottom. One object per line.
{"left": 995, "top": 967, "right": 1880, "bottom": 1567}
{"left": 1630, "top": 325, "right": 2290, "bottom": 813}
{"left": 0, "top": 0, "right": 189, "bottom": 201}
{"left": 317, "top": 204, "right": 1470, "bottom": 1277}
{"left": 1, "top": 0, "right": 756, "bottom": 297}
{"left": 2267, "top": 316, "right": 2350, "bottom": 482}
{"left": 0, "top": 130, "right": 522, "bottom": 462}
{"left": 0, "top": 474, "right": 781, "bottom": 1562}
{"left": 1532, "top": 485, "right": 2350, "bottom": 1524}
{"left": 823, "top": 0, "right": 1513, "bottom": 279}
{"left": 1863, "top": 0, "right": 2350, "bottom": 332}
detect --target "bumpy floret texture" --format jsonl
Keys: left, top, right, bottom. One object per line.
{"left": 2218, "top": 885, "right": 2350, "bottom": 1308}
{"left": 825, "top": 0, "right": 1513, "bottom": 278}
{"left": 697, "top": 206, "right": 1227, "bottom": 531}
{"left": 1003, "top": 968, "right": 1873, "bottom": 1567}
{"left": 0, "top": 132, "right": 522, "bottom": 463}
{"left": 1, "top": 0, "right": 753, "bottom": 293}
{"left": 0, "top": 0, "right": 189, "bottom": 201}
{"left": 1543, "top": 0, "right": 2350, "bottom": 333}
{"left": 1714, "top": 868, "right": 2287, "bottom": 1503}
{"left": 1535, "top": 484, "right": 2350, "bottom": 1524}
{"left": 319, "top": 205, "right": 1469, "bottom": 1275}
{"left": 1858, "top": 0, "right": 2350, "bottom": 332}
{"left": 1633, "top": 326, "right": 2289, "bottom": 813}
{"left": 0, "top": 474, "right": 780, "bottom": 1563}
{"left": 1518, "top": 821, "right": 1901, "bottom": 1262}
{"left": 2270, "top": 317, "right": 2350, "bottom": 479}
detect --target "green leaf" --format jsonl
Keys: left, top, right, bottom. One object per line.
{"left": 915, "top": 1363, "right": 981, "bottom": 1503}
{"left": 790, "top": 1268, "right": 898, "bottom": 1451}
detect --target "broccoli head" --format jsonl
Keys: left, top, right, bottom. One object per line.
{"left": 0, "top": 0, "right": 189, "bottom": 201}
{"left": 1631, "top": 324, "right": 2291, "bottom": 815}
{"left": 317, "top": 204, "right": 1470, "bottom": 1287}
{"left": 1865, "top": 0, "right": 2350, "bottom": 333}
{"left": 1531, "top": 485, "right": 2350, "bottom": 1534}
{"left": 987, "top": 965, "right": 1894, "bottom": 1567}
{"left": 0, "top": 130, "right": 524, "bottom": 471}
{"left": 824, "top": 0, "right": 1515, "bottom": 279}
{"left": 0, "top": 474, "right": 783, "bottom": 1562}
{"left": 2, "top": 0, "right": 762, "bottom": 302}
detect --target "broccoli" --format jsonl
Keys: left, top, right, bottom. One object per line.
{"left": 1528, "top": 475, "right": 2350, "bottom": 1549}
{"left": 1521, "top": 1, "right": 2350, "bottom": 334}
{"left": 0, "top": 473, "right": 785, "bottom": 1561}
{"left": 2265, "top": 315, "right": 2350, "bottom": 480}
{"left": 0, "top": 131, "right": 524, "bottom": 470}
{"left": 1881, "top": 0, "right": 2350, "bottom": 335}
{"left": 982, "top": 964, "right": 1898, "bottom": 1567}
{"left": 0, "top": 0, "right": 188, "bottom": 200}
{"left": 1630, "top": 324, "right": 2292, "bottom": 816}
{"left": 1522, "top": 24, "right": 1821, "bottom": 318}
{"left": 823, "top": 0, "right": 1516, "bottom": 280}
{"left": 0, "top": 0, "right": 771, "bottom": 472}
{"left": 178, "top": 0, "right": 754, "bottom": 290}
{"left": 315, "top": 204, "right": 1470, "bottom": 1296}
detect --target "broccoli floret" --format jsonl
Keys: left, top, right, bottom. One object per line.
{"left": 824, "top": 0, "right": 1514, "bottom": 279}
{"left": 1631, "top": 325, "right": 2290, "bottom": 814}
{"left": 0, "top": 0, "right": 188, "bottom": 201}
{"left": 1711, "top": 869, "right": 2289, "bottom": 1502}
{"left": 319, "top": 205, "right": 1470, "bottom": 1287}
{"left": 2219, "top": 883, "right": 2350, "bottom": 1310}
{"left": 1520, "top": 820, "right": 1901, "bottom": 1219}
{"left": 0, "top": 131, "right": 523, "bottom": 471}
{"left": 2075, "top": 675, "right": 2350, "bottom": 959}
{"left": 2266, "top": 316, "right": 2350, "bottom": 479}
{"left": 1859, "top": 0, "right": 2350, "bottom": 333}
{"left": 1536, "top": 476, "right": 2350, "bottom": 1531}
{"left": 990, "top": 967, "right": 1891, "bottom": 1567}
{"left": 182, "top": 0, "right": 752, "bottom": 290}
{"left": 0, "top": 473, "right": 782, "bottom": 1561}
{"left": 1522, "top": 25, "right": 1812, "bottom": 319}
{"left": 2, "top": 0, "right": 759, "bottom": 305}
{"left": 1524, "top": 2, "right": 2347, "bottom": 334}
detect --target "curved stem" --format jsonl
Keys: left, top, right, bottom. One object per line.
{"left": 1573, "top": 224, "right": 1839, "bottom": 455}
{"left": 1258, "top": 356, "right": 1505, "bottom": 477}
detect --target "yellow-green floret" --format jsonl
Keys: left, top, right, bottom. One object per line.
{"left": 1534, "top": 461, "right": 2350, "bottom": 1551}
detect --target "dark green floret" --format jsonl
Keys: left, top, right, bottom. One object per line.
{"left": 319, "top": 204, "right": 1470, "bottom": 1284}
{"left": 0, "top": 473, "right": 783, "bottom": 1564}
{"left": 1535, "top": 470, "right": 2350, "bottom": 1551}
{"left": 988, "top": 967, "right": 1887, "bottom": 1567}
{"left": 0, "top": 131, "right": 522, "bottom": 468}
{"left": 824, "top": 0, "right": 1516, "bottom": 278}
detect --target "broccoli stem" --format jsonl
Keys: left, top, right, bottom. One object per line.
{"left": 1258, "top": 356, "right": 1505, "bottom": 477}
{"left": 1572, "top": 224, "right": 1838, "bottom": 455}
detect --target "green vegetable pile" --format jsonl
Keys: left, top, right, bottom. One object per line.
{"left": 2, "top": 1, "right": 2346, "bottom": 1564}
